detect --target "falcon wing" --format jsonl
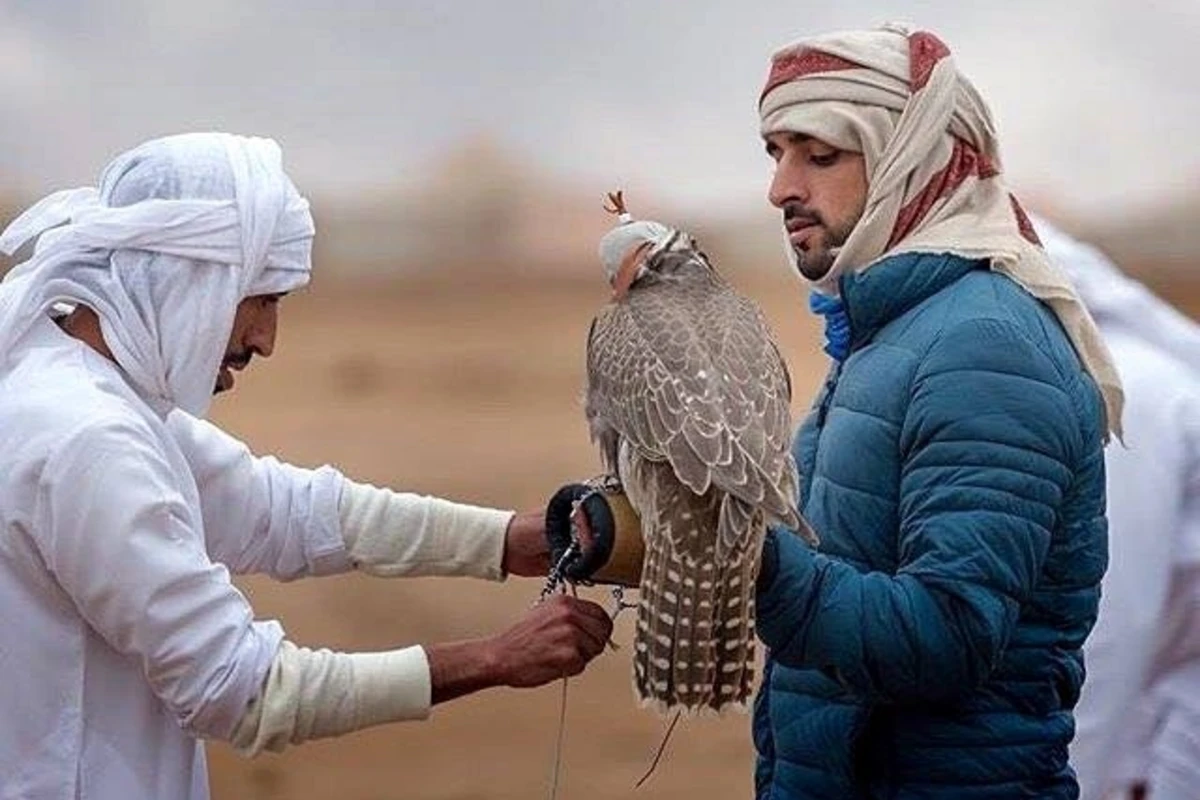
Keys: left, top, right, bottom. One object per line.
{"left": 585, "top": 269, "right": 802, "bottom": 531}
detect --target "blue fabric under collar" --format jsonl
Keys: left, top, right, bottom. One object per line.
{"left": 807, "top": 254, "right": 989, "bottom": 362}
{"left": 809, "top": 291, "right": 851, "bottom": 362}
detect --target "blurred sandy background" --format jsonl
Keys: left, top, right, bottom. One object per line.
{"left": 2, "top": 2, "right": 1198, "bottom": 798}
{"left": 201, "top": 273, "right": 830, "bottom": 800}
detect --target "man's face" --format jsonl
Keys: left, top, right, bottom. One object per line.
{"left": 765, "top": 132, "right": 868, "bottom": 281}
{"left": 214, "top": 293, "right": 285, "bottom": 394}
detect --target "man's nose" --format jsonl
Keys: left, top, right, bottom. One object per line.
{"left": 768, "top": 161, "right": 808, "bottom": 210}
{"left": 248, "top": 307, "right": 278, "bottom": 358}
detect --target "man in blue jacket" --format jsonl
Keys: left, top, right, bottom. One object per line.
{"left": 752, "top": 24, "right": 1123, "bottom": 798}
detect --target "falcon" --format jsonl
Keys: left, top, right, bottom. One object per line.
{"left": 584, "top": 192, "right": 816, "bottom": 713}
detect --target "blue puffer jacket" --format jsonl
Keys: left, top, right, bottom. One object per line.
{"left": 753, "top": 252, "right": 1108, "bottom": 799}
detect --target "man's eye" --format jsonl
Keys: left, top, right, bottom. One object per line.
{"left": 809, "top": 151, "right": 840, "bottom": 167}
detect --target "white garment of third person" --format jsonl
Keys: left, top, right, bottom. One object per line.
{"left": 1036, "top": 217, "right": 1200, "bottom": 800}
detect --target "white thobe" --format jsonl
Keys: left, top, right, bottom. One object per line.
{"left": 0, "top": 315, "right": 506, "bottom": 799}
{"left": 1071, "top": 327, "right": 1200, "bottom": 800}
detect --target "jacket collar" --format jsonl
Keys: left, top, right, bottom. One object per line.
{"left": 838, "top": 252, "right": 987, "bottom": 349}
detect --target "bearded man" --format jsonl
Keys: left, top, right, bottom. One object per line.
{"left": 749, "top": 24, "right": 1120, "bottom": 798}
{"left": 0, "top": 132, "right": 611, "bottom": 799}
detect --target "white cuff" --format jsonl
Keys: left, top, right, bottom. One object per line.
{"left": 338, "top": 478, "right": 513, "bottom": 580}
{"left": 231, "top": 641, "right": 432, "bottom": 756}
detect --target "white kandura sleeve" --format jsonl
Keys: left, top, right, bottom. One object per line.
{"left": 167, "top": 411, "right": 351, "bottom": 580}
{"left": 36, "top": 417, "right": 284, "bottom": 741}
{"left": 169, "top": 411, "right": 515, "bottom": 582}
{"left": 230, "top": 640, "right": 431, "bottom": 755}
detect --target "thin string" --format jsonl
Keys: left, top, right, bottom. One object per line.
{"left": 546, "top": 582, "right": 580, "bottom": 800}
{"left": 547, "top": 673, "right": 570, "bottom": 800}
{"left": 635, "top": 710, "right": 683, "bottom": 789}
{"left": 544, "top": 479, "right": 637, "bottom": 798}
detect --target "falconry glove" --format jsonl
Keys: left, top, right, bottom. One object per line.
{"left": 545, "top": 481, "right": 645, "bottom": 588}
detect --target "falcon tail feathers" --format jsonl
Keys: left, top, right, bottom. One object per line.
{"left": 634, "top": 491, "right": 766, "bottom": 714}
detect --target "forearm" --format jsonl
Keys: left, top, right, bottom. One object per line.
{"left": 231, "top": 594, "right": 613, "bottom": 756}
{"left": 425, "top": 639, "right": 502, "bottom": 706}
{"left": 756, "top": 528, "right": 1019, "bottom": 703}
{"left": 339, "top": 477, "right": 514, "bottom": 580}
{"left": 231, "top": 640, "right": 433, "bottom": 756}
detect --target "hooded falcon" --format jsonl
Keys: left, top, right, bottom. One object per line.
{"left": 585, "top": 192, "right": 817, "bottom": 713}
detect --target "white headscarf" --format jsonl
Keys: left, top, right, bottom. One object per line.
{"left": 758, "top": 22, "right": 1123, "bottom": 439}
{"left": 0, "top": 132, "right": 314, "bottom": 418}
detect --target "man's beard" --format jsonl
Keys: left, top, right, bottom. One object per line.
{"left": 784, "top": 202, "right": 860, "bottom": 281}
{"left": 795, "top": 240, "right": 841, "bottom": 281}
{"left": 213, "top": 351, "right": 251, "bottom": 395}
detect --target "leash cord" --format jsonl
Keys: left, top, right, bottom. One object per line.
{"left": 635, "top": 710, "right": 682, "bottom": 790}
{"left": 547, "top": 674, "right": 570, "bottom": 800}
{"left": 539, "top": 541, "right": 580, "bottom": 603}
{"left": 544, "top": 576, "right": 583, "bottom": 800}
{"left": 542, "top": 480, "right": 632, "bottom": 798}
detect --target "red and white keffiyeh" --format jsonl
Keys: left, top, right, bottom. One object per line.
{"left": 758, "top": 23, "right": 1123, "bottom": 438}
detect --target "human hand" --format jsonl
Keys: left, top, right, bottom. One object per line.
{"left": 486, "top": 594, "right": 614, "bottom": 688}
{"left": 502, "top": 510, "right": 551, "bottom": 577}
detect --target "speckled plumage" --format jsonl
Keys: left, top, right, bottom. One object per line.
{"left": 585, "top": 233, "right": 816, "bottom": 712}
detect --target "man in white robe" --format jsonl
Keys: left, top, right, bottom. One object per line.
{"left": 0, "top": 132, "right": 611, "bottom": 799}
{"left": 1035, "top": 218, "right": 1200, "bottom": 800}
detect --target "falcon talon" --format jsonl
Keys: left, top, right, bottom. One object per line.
{"left": 604, "top": 587, "right": 634, "bottom": 651}
{"left": 594, "top": 474, "right": 624, "bottom": 493}
{"left": 608, "top": 586, "right": 637, "bottom": 621}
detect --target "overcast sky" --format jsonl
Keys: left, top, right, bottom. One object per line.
{"left": 1, "top": 1, "right": 1195, "bottom": 220}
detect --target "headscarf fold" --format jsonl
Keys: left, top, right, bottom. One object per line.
{"left": 758, "top": 22, "right": 1123, "bottom": 439}
{"left": 0, "top": 132, "right": 314, "bottom": 418}
{"left": 1034, "top": 216, "right": 1200, "bottom": 378}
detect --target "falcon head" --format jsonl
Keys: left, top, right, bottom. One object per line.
{"left": 598, "top": 190, "right": 706, "bottom": 300}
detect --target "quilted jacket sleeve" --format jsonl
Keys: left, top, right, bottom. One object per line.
{"left": 756, "top": 317, "right": 1087, "bottom": 704}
